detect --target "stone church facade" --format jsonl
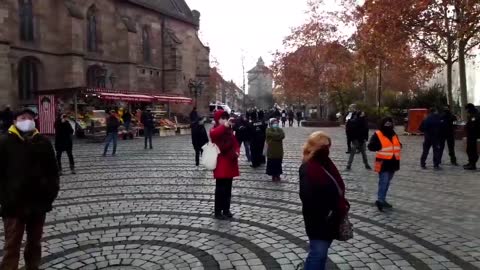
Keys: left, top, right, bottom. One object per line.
{"left": 0, "top": 0, "right": 210, "bottom": 114}
{"left": 247, "top": 57, "right": 273, "bottom": 109}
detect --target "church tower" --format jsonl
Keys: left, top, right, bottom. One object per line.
{"left": 247, "top": 57, "right": 273, "bottom": 109}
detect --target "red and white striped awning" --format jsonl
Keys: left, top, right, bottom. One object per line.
{"left": 154, "top": 95, "right": 193, "bottom": 104}
{"left": 98, "top": 92, "right": 154, "bottom": 102}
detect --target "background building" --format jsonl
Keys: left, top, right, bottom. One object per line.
{"left": 247, "top": 57, "right": 273, "bottom": 109}
{"left": 0, "top": 0, "right": 210, "bottom": 115}
{"left": 210, "top": 67, "right": 246, "bottom": 112}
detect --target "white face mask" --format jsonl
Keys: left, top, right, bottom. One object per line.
{"left": 15, "top": 120, "right": 36, "bottom": 132}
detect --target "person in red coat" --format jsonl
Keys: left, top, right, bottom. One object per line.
{"left": 210, "top": 110, "right": 240, "bottom": 220}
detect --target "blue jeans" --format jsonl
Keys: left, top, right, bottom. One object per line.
{"left": 378, "top": 171, "right": 395, "bottom": 202}
{"left": 144, "top": 128, "right": 153, "bottom": 149}
{"left": 304, "top": 240, "right": 332, "bottom": 270}
{"left": 244, "top": 141, "right": 251, "bottom": 162}
{"left": 103, "top": 132, "right": 118, "bottom": 155}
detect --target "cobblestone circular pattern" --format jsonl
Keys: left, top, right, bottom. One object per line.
{"left": 3, "top": 127, "right": 480, "bottom": 270}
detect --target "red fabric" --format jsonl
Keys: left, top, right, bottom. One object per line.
{"left": 213, "top": 110, "right": 226, "bottom": 123}
{"left": 306, "top": 157, "right": 349, "bottom": 218}
{"left": 210, "top": 125, "right": 240, "bottom": 179}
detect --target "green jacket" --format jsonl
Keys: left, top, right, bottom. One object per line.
{"left": 266, "top": 127, "right": 285, "bottom": 159}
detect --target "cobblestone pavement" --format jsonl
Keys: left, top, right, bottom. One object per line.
{"left": 3, "top": 127, "right": 479, "bottom": 270}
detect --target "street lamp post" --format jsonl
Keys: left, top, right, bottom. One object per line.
{"left": 188, "top": 79, "right": 204, "bottom": 108}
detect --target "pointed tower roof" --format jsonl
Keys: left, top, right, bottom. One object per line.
{"left": 248, "top": 56, "right": 271, "bottom": 74}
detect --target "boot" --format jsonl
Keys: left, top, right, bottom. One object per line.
{"left": 464, "top": 164, "right": 477, "bottom": 170}
{"left": 71, "top": 168, "right": 76, "bottom": 175}
{"left": 375, "top": 201, "right": 384, "bottom": 212}
{"left": 223, "top": 211, "right": 234, "bottom": 219}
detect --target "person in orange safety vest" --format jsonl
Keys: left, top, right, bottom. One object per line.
{"left": 368, "top": 117, "right": 401, "bottom": 212}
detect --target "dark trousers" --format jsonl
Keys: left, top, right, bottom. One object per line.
{"left": 103, "top": 133, "right": 117, "bottom": 155}
{"left": 215, "top": 179, "right": 233, "bottom": 215}
{"left": 347, "top": 140, "right": 369, "bottom": 167}
{"left": 144, "top": 128, "right": 153, "bottom": 149}
{"left": 440, "top": 134, "right": 457, "bottom": 164}
{"left": 56, "top": 149, "right": 74, "bottom": 171}
{"left": 251, "top": 141, "right": 264, "bottom": 167}
{"left": 195, "top": 149, "right": 203, "bottom": 166}
{"left": 421, "top": 138, "right": 443, "bottom": 167}
{"left": 346, "top": 135, "right": 352, "bottom": 152}
{"left": 466, "top": 137, "right": 479, "bottom": 165}
{"left": 288, "top": 119, "right": 294, "bottom": 127}
{"left": 1, "top": 214, "right": 46, "bottom": 270}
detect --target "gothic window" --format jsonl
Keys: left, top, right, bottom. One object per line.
{"left": 87, "top": 5, "right": 98, "bottom": 52}
{"left": 142, "top": 26, "right": 151, "bottom": 63}
{"left": 86, "top": 65, "right": 106, "bottom": 88}
{"left": 18, "top": 57, "right": 38, "bottom": 101}
{"left": 19, "top": 0, "right": 34, "bottom": 42}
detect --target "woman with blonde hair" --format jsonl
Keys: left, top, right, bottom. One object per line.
{"left": 299, "top": 131, "right": 350, "bottom": 270}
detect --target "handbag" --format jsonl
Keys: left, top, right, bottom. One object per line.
{"left": 201, "top": 142, "right": 220, "bottom": 170}
{"left": 322, "top": 167, "right": 354, "bottom": 241}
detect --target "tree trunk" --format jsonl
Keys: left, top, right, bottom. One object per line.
{"left": 376, "top": 59, "right": 383, "bottom": 112}
{"left": 446, "top": 35, "right": 454, "bottom": 107}
{"left": 458, "top": 40, "right": 468, "bottom": 120}
{"left": 363, "top": 67, "right": 368, "bottom": 103}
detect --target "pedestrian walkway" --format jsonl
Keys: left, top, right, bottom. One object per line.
{"left": 2, "top": 127, "right": 479, "bottom": 270}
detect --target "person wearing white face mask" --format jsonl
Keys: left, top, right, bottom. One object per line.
{"left": 0, "top": 108, "right": 59, "bottom": 269}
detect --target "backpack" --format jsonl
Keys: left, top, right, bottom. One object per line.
{"left": 201, "top": 142, "right": 220, "bottom": 170}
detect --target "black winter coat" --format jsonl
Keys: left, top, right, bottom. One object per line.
{"left": 0, "top": 127, "right": 60, "bottom": 218}
{"left": 346, "top": 112, "right": 369, "bottom": 141}
{"left": 299, "top": 157, "right": 346, "bottom": 240}
{"left": 191, "top": 123, "right": 209, "bottom": 151}
{"left": 106, "top": 116, "right": 121, "bottom": 134}
{"left": 55, "top": 119, "right": 74, "bottom": 151}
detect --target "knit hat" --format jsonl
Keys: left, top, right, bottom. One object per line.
{"left": 14, "top": 108, "right": 36, "bottom": 119}
{"left": 214, "top": 110, "right": 229, "bottom": 123}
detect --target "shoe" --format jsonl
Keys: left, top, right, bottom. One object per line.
{"left": 102, "top": 153, "right": 106, "bottom": 157}
{"left": 434, "top": 166, "right": 442, "bottom": 171}
{"left": 383, "top": 201, "right": 393, "bottom": 208}
{"left": 464, "top": 164, "right": 477, "bottom": 170}
{"left": 421, "top": 165, "right": 427, "bottom": 169}
{"left": 346, "top": 151, "right": 351, "bottom": 154}
{"left": 223, "top": 211, "right": 234, "bottom": 219}
{"left": 214, "top": 213, "right": 227, "bottom": 220}
{"left": 365, "top": 165, "right": 372, "bottom": 170}
{"left": 345, "top": 166, "right": 351, "bottom": 171}
{"left": 71, "top": 169, "right": 76, "bottom": 175}
{"left": 375, "top": 201, "right": 384, "bottom": 212}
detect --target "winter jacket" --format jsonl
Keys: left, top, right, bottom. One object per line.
{"left": 55, "top": 119, "right": 74, "bottom": 151}
{"left": 346, "top": 112, "right": 368, "bottom": 141}
{"left": 466, "top": 109, "right": 480, "bottom": 140}
{"left": 0, "top": 126, "right": 60, "bottom": 218}
{"left": 299, "top": 156, "right": 348, "bottom": 240}
{"left": 141, "top": 112, "right": 155, "bottom": 129}
{"left": 210, "top": 125, "right": 240, "bottom": 179}
{"left": 266, "top": 127, "right": 285, "bottom": 159}
{"left": 368, "top": 130, "right": 400, "bottom": 172}
{"left": 191, "top": 122, "right": 209, "bottom": 151}
{"left": 234, "top": 118, "right": 251, "bottom": 143}
{"left": 106, "top": 115, "right": 121, "bottom": 134}
{"left": 419, "top": 113, "right": 443, "bottom": 141}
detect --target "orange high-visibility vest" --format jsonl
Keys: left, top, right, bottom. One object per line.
{"left": 374, "top": 130, "right": 401, "bottom": 172}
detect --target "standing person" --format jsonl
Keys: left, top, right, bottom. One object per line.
{"left": 190, "top": 107, "right": 199, "bottom": 123}
{"left": 233, "top": 114, "right": 252, "bottom": 162}
{"left": 0, "top": 105, "right": 14, "bottom": 134}
{"left": 281, "top": 110, "right": 287, "bottom": 127}
{"left": 300, "top": 131, "right": 350, "bottom": 270}
{"left": 344, "top": 104, "right": 357, "bottom": 154}
{"left": 296, "top": 110, "right": 303, "bottom": 127}
{"left": 141, "top": 108, "right": 155, "bottom": 150}
{"left": 464, "top": 103, "right": 479, "bottom": 170}
{"left": 274, "top": 109, "right": 281, "bottom": 120}
{"left": 122, "top": 109, "right": 132, "bottom": 131}
{"left": 210, "top": 110, "right": 240, "bottom": 220}
{"left": 266, "top": 118, "right": 285, "bottom": 181}
{"left": 440, "top": 106, "right": 458, "bottom": 166}
{"left": 346, "top": 111, "right": 371, "bottom": 170}
{"left": 250, "top": 111, "right": 267, "bottom": 168}
{"left": 419, "top": 108, "right": 443, "bottom": 169}
{"left": 54, "top": 114, "right": 75, "bottom": 175}
{"left": 288, "top": 110, "right": 295, "bottom": 127}
{"left": 103, "top": 110, "right": 120, "bottom": 156}
{"left": 191, "top": 117, "right": 209, "bottom": 167}
{"left": 368, "top": 117, "right": 401, "bottom": 212}
{"left": 0, "top": 108, "right": 60, "bottom": 270}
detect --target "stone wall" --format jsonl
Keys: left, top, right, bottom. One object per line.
{"left": 0, "top": 0, "right": 210, "bottom": 116}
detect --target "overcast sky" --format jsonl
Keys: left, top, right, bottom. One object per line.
{"left": 184, "top": 0, "right": 311, "bottom": 91}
